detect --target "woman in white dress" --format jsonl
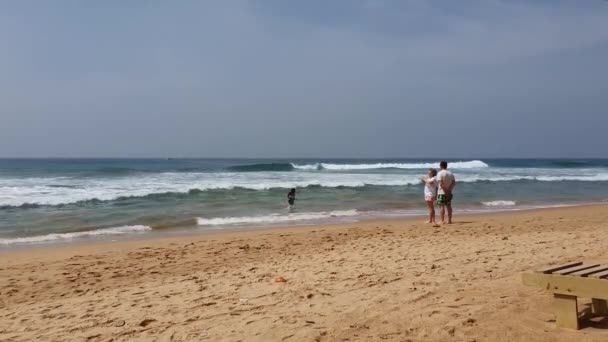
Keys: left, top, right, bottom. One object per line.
{"left": 419, "top": 168, "right": 438, "bottom": 224}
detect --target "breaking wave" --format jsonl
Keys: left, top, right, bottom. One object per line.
{"left": 197, "top": 209, "right": 359, "bottom": 226}
{"left": 292, "top": 160, "right": 489, "bottom": 171}
{"left": 2, "top": 171, "right": 608, "bottom": 208}
{"left": 223, "top": 160, "right": 489, "bottom": 172}
{"left": 0, "top": 225, "right": 152, "bottom": 245}
{"left": 481, "top": 200, "right": 517, "bottom": 206}
{"left": 226, "top": 163, "right": 295, "bottom": 172}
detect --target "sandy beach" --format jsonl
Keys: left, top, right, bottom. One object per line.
{"left": 2, "top": 204, "right": 608, "bottom": 341}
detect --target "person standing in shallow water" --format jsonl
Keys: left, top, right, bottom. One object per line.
{"left": 436, "top": 161, "right": 456, "bottom": 224}
{"left": 287, "top": 188, "right": 296, "bottom": 209}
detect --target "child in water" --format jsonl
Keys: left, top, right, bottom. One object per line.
{"left": 287, "top": 188, "right": 296, "bottom": 208}
{"left": 419, "top": 168, "right": 438, "bottom": 225}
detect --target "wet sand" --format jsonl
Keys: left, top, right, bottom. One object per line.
{"left": 2, "top": 204, "right": 608, "bottom": 341}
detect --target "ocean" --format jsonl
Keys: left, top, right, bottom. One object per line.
{"left": 1, "top": 158, "right": 607, "bottom": 246}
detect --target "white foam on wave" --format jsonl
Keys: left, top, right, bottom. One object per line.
{"left": 291, "top": 163, "right": 321, "bottom": 170}
{"left": 0, "top": 225, "right": 152, "bottom": 245}
{"left": 472, "top": 174, "right": 608, "bottom": 182}
{"left": 481, "top": 200, "right": 517, "bottom": 206}
{"left": 292, "top": 160, "right": 489, "bottom": 170}
{"left": 0, "top": 173, "right": 417, "bottom": 207}
{"left": 197, "top": 209, "right": 359, "bottom": 226}
{"left": 2, "top": 168, "right": 608, "bottom": 208}
{"left": 535, "top": 175, "right": 608, "bottom": 182}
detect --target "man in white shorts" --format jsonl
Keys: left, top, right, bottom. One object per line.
{"left": 436, "top": 161, "right": 456, "bottom": 224}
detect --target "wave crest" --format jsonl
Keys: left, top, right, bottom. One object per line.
{"left": 481, "top": 200, "right": 517, "bottom": 206}
{"left": 0, "top": 225, "right": 152, "bottom": 245}
{"left": 223, "top": 160, "right": 489, "bottom": 172}
{"left": 3, "top": 170, "right": 608, "bottom": 208}
{"left": 226, "top": 163, "right": 294, "bottom": 172}
{"left": 197, "top": 210, "right": 359, "bottom": 226}
{"left": 292, "top": 160, "right": 489, "bottom": 170}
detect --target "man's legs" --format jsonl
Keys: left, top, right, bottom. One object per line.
{"left": 447, "top": 205, "right": 452, "bottom": 224}
{"left": 439, "top": 205, "right": 445, "bottom": 224}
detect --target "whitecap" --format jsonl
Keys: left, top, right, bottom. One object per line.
{"left": 292, "top": 160, "right": 489, "bottom": 171}
{"left": 481, "top": 200, "right": 517, "bottom": 206}
{"left": 2, "top": 168, "right": 608, "bottom": 208}
{"left": 0, "top": 225, "right": 152, "bottom": 245}
{"left": 197, "top": 209, "right": 359, "bottom": 226}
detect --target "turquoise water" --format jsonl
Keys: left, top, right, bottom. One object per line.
{"left": 1, "top": 158, "right": 608, "bottom": 245}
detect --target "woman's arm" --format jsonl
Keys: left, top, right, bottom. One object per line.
{"left": 420, "top": 176, "right": 435, "bottom": 184}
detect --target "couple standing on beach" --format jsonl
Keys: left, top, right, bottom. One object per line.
{"left": 420, "top": 161, "right": 456, "bottom": 225}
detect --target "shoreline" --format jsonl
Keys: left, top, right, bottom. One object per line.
{"left": 3, "top": 203, "right": 608, "bottom": 341}
{"left": 1, "top": 201, "right": 604, "bottom": 251}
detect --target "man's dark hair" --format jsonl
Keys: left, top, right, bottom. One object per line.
{"left": 440, "top": 161, "right": 448, "bottom": 169}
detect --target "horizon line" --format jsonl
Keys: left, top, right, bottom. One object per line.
{"left": 0, "top": 156, "right": 607, "bottom": 160}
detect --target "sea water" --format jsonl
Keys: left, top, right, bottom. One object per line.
{"left": 1, "top": 158, "right": 607, "bottom": 246}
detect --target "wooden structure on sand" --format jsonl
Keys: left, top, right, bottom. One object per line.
{"left": 523, "top": 261, "right": 608, "bottom": 329}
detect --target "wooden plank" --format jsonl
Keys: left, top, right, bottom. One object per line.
{"left": 522, "top": 272, "right": 608, "bottom": 300}
{"left": 538, "top": 262, "right": 583, "bottom": 274}
{"left": 590, "top": 270, "right": 608, "bottom": 279}
{"left": 554, "top": 294, "right": 579, "bottom": 330}
{"left": 553, "top": 264, "right": 600, "bottom": 275}
{"left": 592, "top": 299, "right": 608, "bottom": 316}
{"left": 569, "top": 265, "right": 608, "bottom": 277}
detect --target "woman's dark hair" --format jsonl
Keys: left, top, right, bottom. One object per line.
{"left": 290, "top": 188, "right": 295, "bottom": 193}
{"left": 429, "top": 168, "right": 437, "bottom": 177}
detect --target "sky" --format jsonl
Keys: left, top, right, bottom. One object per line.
{"left": 1, "top": 0, "right": 608, "bottom": 158}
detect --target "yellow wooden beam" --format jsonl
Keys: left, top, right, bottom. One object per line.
{"left": 554, "top": 294, "right": 579, "bottom": 329}
{"left": 522, "top": 273, "right": 608, "bottom": 300}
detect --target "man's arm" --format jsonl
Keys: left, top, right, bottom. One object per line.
{"left": 448, "top": 177, "right": 456, "bottom": 193}
{"left": 438, "top": 174, "right": 448, "bottom": 192}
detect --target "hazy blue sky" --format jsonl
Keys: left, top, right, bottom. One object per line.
{"left": 1, "top": 0, "right": 607, "bottom": 158}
